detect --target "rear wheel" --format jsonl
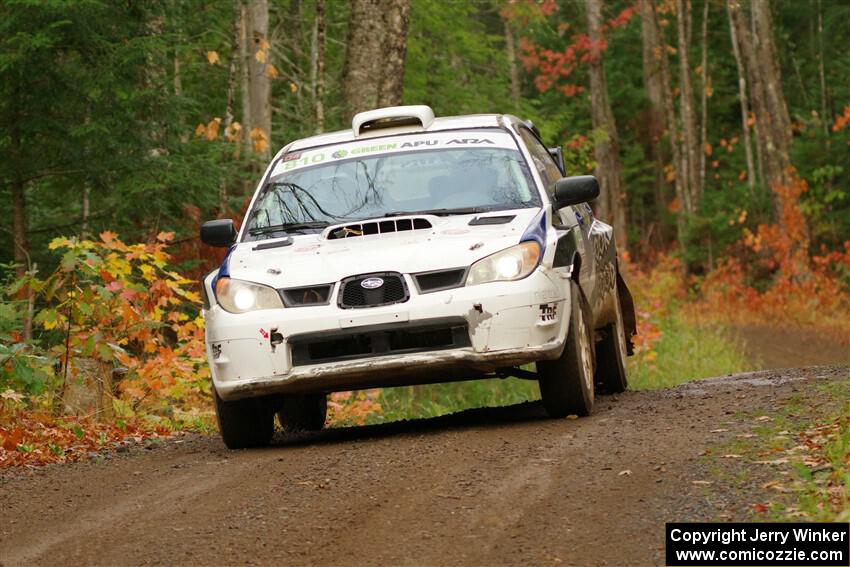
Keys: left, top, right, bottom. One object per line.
{"left": 537, "top": 280, "right": 595, "bottom": 417}
{"left": 213, "top": 387, "right": 274, "bottom": 449}
{"left": 277, "top": 394, "right": 328, "bottom": 432}
{"left": 595, "top": 288, "right": 629, "bottom": 394}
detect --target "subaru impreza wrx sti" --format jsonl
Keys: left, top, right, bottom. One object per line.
{"left": 200, "top": 105, "right": 637, "bottom": 448}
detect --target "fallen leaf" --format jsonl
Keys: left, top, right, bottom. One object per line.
{"left": 206, "top": 51, "right": 220, "bottom": 65}
{"left": 618, "top": 469, "right": 632, "bottom": 476}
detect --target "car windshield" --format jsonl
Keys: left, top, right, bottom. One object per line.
{"left": 244, "top": 146, "right": 539, "bottom": 240}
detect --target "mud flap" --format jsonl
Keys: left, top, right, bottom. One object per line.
{"left": 616, "top": 271, "right": 637, "bottom": 356}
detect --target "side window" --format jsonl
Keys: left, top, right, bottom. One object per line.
{"left": 517, "top": 127, "right": 563, "bottom": 192}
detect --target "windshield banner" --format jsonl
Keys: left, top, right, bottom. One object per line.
{"left": 272, "top": 130, "right": 520, "bottom": 176}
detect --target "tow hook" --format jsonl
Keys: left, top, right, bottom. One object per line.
{"left": 270, "top": 329, "right": 284, "bottom": 352}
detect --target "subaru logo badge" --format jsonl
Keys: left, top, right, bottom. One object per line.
{"left": 360, "top": 277, "right": 384, "bottom": 290}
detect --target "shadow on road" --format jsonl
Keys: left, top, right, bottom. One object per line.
{"left": 272, "top": 399, "right": 551, "bottom": 448}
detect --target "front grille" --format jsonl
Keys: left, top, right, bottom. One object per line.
{"left": 414, "top": 268, "right": 467, "bottom": 293}
{"left": 289, "top": 318, "right": 471, "bottom": 366}
{"left": 280, "top": 284, "right": 333, "bottom": 307}
{"left": 338, "top": 272, "right": 408, "bottom": 309}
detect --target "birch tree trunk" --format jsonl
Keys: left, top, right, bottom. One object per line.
{"left": 239, "top": 2, "right": 252, "bottom": 156}
{"left": 726, "top": 0, "right": 756, "bottom": 194}
{"left": 247, "top": 0, "right": 271, "bottom": 158}
{"left": 698, "top": 0, "right": 709, "bottom": 198}
{"left": 505, "top": 20, "right": 521, "bottom": 110}
{"left": 587, "top": 0, "right": 627, "bottom": 252}
{"left": 728, "top": 0, "right": 808, "bottom": 256}
{"left": 676, "top": 0, "right": 699, "bottom": 213}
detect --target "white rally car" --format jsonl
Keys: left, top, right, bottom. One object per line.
{"left": 200, "top": 105, "right": 636, "bottom": 448}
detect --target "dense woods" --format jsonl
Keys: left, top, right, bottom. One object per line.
{"left": 3, "top": 0, "right": 849, "bottom": 274}
{"left": 1, "top": 1, "right": 849, "bottom": 465}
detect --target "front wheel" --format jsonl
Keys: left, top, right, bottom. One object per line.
{"left": 213, "top": 387, "right": 274, "bottom": 449}
{"left": 537, "top": 280, "right": 595, "bottom": 417}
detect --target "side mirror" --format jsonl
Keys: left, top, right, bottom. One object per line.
{"left": 200, "top": 219, "right": 237, "bottom": 248}
{"left": 548, "top": 147, "right": 566, "bottom": 176}
{"left": 553, "top": 175, "right": 600, "bottom": 209}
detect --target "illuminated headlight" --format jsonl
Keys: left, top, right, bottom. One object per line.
{"left": 215, "top": 277, "right": 283, "bottom": 313}
{"left": 466, "top": 242, "right": 541, "bottom": 286}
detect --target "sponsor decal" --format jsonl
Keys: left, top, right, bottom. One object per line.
{"left": 539, "top": 303, "right": 557, "bottom": 321}
{"left": 446, "top": 138, "right": 495, "bottom": 145}
{"left": 400, "top": 140, "right": 438, "bottom": 148}
{"left": 283, "top": 151, "right": 302, "bottom": 162}
{"left": 332, "top": 149, "right": 348, "bottom": 159}
{"left": 259, "top": 328, "right": 269, "bottom": 339}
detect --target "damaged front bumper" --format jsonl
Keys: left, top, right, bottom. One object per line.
{"left": 205, "top": 269, "right": 571, "bottom": 401}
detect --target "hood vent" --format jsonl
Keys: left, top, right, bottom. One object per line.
{"left": 326, "top": 217, "right": 432, "bottom": 240}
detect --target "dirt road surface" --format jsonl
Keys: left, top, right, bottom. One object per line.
{"left": 1, "top": 365, "right": 847, "bottom": 567}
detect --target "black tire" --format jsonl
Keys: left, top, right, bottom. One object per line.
{"left": 213, "top": 387, "right": 274, "bottom": 449}
{"left": 537, "top": 280, "right": 595, "bottom": 417}
{"left": 595, "top": 287, "right": 629, "bottom": 394}
{"left": 277, "top": 394, "right": 327, "bottom": 432}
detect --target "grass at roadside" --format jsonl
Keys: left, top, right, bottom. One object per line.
{"left": 376, "top": 378, "right": 540, "bottom": 423}
{"left": 709, "top": 377, "right": 850, "bottom": 522}
{"left": 626, "top": 314, "right": 750, "bottom": 390}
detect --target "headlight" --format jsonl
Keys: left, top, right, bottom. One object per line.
{"left": 215, "top": 277, "right": 284, "bottom": 313}
{"left": 466, "top": 242, "right": 541, "bottom": 286}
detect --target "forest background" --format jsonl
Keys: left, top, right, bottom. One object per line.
{"left": 0, "top": 0, "right": 848, "bottom": 469}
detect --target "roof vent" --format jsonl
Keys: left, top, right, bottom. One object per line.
{"left": 352, "top": 105, "right": 435, "bottom": 138}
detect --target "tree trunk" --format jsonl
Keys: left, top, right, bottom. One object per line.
{"left": 641, "top": 0, "right": 686, "bottom": 246}
{"left": 817, "top": 0, "right": 829, "bottom": 140}
{"left": 315, "top": 0, "right": 326, "bottom": 133}
{"left": 377, "top": 0, "right": 411, "bottom": 108}
{"left": 698, "top": 0, "right": 709, "bottom": 198}
{"left": 11, "top": 83, "right": 28, "bottom": 278}
{"left": 640, "top": 0, "right": 670, "bottom": 243}
{"left": 246, "top": 0, "right": 271, "bottom": 158}
{"left": 728, "top": 0, "right": 808, "bottom": 265}
{"left": 505, "top": 20, "right": 521, "bottom": 110}
{"left": 343, "top": 0, "right": 385, "bottom": 119}
{"left": 239, "top": 1, "right": 252, "bottom": 156}
{"left": 676, "top": 0, "right": 699, "bottom": 213}
{"left": 344, "top": 0, "right": 411, "bottom": 119}
{"left": 586, "top": 0, "right": 627, "bottom": 252}
{"left": 726, "top": 0, "right": 756, "bottom": 194}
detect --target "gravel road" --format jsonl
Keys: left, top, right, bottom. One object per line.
{"left": 1, "top": 365, "right": 846, "bottom": 567}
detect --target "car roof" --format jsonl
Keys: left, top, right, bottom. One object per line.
{"left": 286, "top": 113, "right": 513, "bottom": 153}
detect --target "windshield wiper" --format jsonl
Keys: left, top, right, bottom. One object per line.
{"left": 248, "top": 221, "right": 330, "bottom": 235}
{"left": 381, "top": 207, "right": 488, "bottom": 218}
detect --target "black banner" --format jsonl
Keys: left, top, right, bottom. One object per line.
{"left": 666, "top": 523, "right": 849, "bottom": 566}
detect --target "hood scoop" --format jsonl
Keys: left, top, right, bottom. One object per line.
{"left": 325, "top": 217, "right": 433, "bottom": 240}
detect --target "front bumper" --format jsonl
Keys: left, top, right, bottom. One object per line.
{"left": 205, "top": 269, "right": 570, "bottom": 400}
